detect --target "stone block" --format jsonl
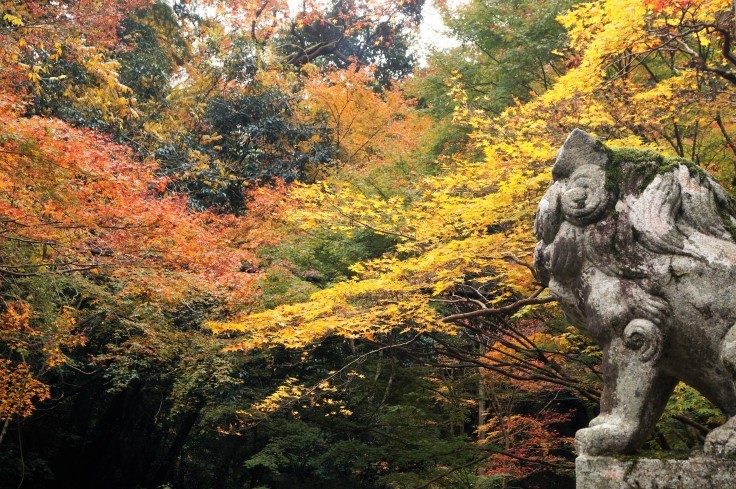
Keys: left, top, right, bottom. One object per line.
{"left": 576, "top": 455, "right": 736, "bottom": 488}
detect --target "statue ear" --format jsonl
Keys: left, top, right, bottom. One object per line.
{"left": 552, "top": 129, "right": 609, "bottom": 181}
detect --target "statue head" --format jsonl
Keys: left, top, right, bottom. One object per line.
{"left": 534, "top": 130, "right": 616, "bottom": 285}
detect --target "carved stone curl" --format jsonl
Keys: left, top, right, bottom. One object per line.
{"left": 623, "top": 319, "right": 661, "bottom": 363}
{"left": 535, "top": 129, "right": 736, "bottom": 459}
{"left": 560, "top": 164, "right": 612, "bottom": 226}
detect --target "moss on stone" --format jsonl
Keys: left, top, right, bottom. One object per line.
{"left": 604, "top": 147, "right": 624, "bottom": 195}
{"left": 719, "top": 206, "right": 736, "bottom": 242}
{"left": 605, "top": 146, "right": 706, "bottom": 194}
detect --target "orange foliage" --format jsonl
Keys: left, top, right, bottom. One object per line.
{"left": 0, "top": 98, "right": 283, "bottom": 302}
{"left": 300, "top": 65, "right": 430, "bottom": 173}
{"left": 0, "top": 359, "right": 50, "bottom": 421}
{"left": 0, "top": 301, "right": 83, "bottom": 419}
{"left": 0, "top": 0, "right": 153, "bottom": 100}
{"left": 644, "top": 0, "right": 692, "bottom": 12}
{"left": 0, "top": 92, "right": 290, "bottom": 418}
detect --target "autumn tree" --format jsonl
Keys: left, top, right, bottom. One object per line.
{"left": 211, "top": 57, "right": 587, "bottom": 487}
{"left": 409, "top": 0, "right": 577, "bottom": 117}
{"left": 0, "top": 0, "right": 451, "bottom": 486}
{"left": 200, "top": 0, "right": 423, "bottom": 82}
{"left": 279, "top": 0, "right": 424, "bottom": 85}
{"left": 211, "top": 0, "right": 736, "bottom": 484}
{"left": 0, "top": 0, "right": 284, "bottom": 460}
{"left": 8, "top": 0, "right": 736, "bottom": 486}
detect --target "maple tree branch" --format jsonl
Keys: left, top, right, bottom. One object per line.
{"left": 426, "top": 333, "right": 602, "bottom": 403}
{"left": 0, "top": 23, "right": 55, "bottom": 34}
{"left": 345, "top": 124, "right": 387, "bottom": 167}
{"left": 494, "top": 314, "right": 540, "bottom": 351}
{"left": 441, "top": 288, "right": 555, "bottom": 323}
{"left": 286, "top": 36, "right": 346, "bottom": 66}
{"left": 329, "top": 205, "right": 417, "bottom": 241}
{"left": 241, "top": 333, "right": 426, "bottom": 429}
{"left": 715, "top": 112, "right": 736, "bottom": 182}
{"left": 672, "top": 414, "right": 710, "bottom": 435}
{"left": 0, "top": 234, "right": 51, "bottom": 244}
{"left": 16, "top": 417, "right": 25, "bottom": 487}
{"left": 250, "top": 0, "right": 274, "bottom": 44}
{"left": 478, "top": 447, "right": 571, "bottom": 469}
{"left": 673, "top": 36, "right": 736, "bottom": 85}
{"left": 0, "top": 418, "right": 8, "bottom": 447}
{"left": 534, "top": 348, "right": 604, "bottom": 380}
{"left": 715, "top": 22, "right": 736, "bottom": 69}
{"left": 414, "top": 446, "right": 570, "bottom": 489}
{"left": 502, "top": 253, "right": 538, "bottom": 281}
{"left": 332, "top": 49, "right": 355, "bottom": 66}
{"left": 482, "top": 343, "right": 568, "bottom": 382}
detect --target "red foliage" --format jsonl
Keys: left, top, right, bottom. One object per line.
{"left": 481, "top": 407, "right": 574, "bottom": 480}
{"left": 644, "top": 0, "right": 691, "bottom": 13}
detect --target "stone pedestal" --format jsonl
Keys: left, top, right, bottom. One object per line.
{"left": 576, "top": 455, "right": 736, "bottom": 488}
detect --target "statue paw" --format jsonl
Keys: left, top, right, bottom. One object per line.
{"left": 705, "top": 425, "right": 736, "bottom": 459}
{"left": 588, "top": 414, "right": 614, "bottom": 428}
{"left": 576, "top": 422, "right": 632, "bottom": 456}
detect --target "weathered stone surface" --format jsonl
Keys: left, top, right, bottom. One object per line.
{"left": 576, "top": 455, "right": 736, "bottom": 489}
{"left": 534, "top": 129, "right": 736, "bottom": 458}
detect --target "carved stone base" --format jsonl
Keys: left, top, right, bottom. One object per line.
{"left": 576, "top": 455, "right": 736, "bottom": 488}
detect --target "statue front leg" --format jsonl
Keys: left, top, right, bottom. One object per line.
{"left": 577, "top": 319, "right": 677, "bottom": 456}
{"left": 704, "top": 323, "right": 736, "bottom": 458}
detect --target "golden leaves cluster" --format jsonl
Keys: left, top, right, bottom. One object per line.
{"left": 213, "top": 70, "right": 550, "bottom": 352}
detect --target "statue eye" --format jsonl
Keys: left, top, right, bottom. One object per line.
{"left": 623, "top": 319, "right": 662, "bottom": 362}
{"left": 625, "top": 331, "right": 645, "bottom": 350}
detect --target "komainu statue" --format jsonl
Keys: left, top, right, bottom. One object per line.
{"left": 534, "top": 129, "right": 736, "bottom": 458}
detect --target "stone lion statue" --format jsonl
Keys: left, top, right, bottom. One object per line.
{"left": 534, "top": 129, "right": 736, "bottom": 458}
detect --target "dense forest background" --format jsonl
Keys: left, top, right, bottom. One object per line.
{"left": 1, "top": 0, "right": 736, "bottom": 487}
